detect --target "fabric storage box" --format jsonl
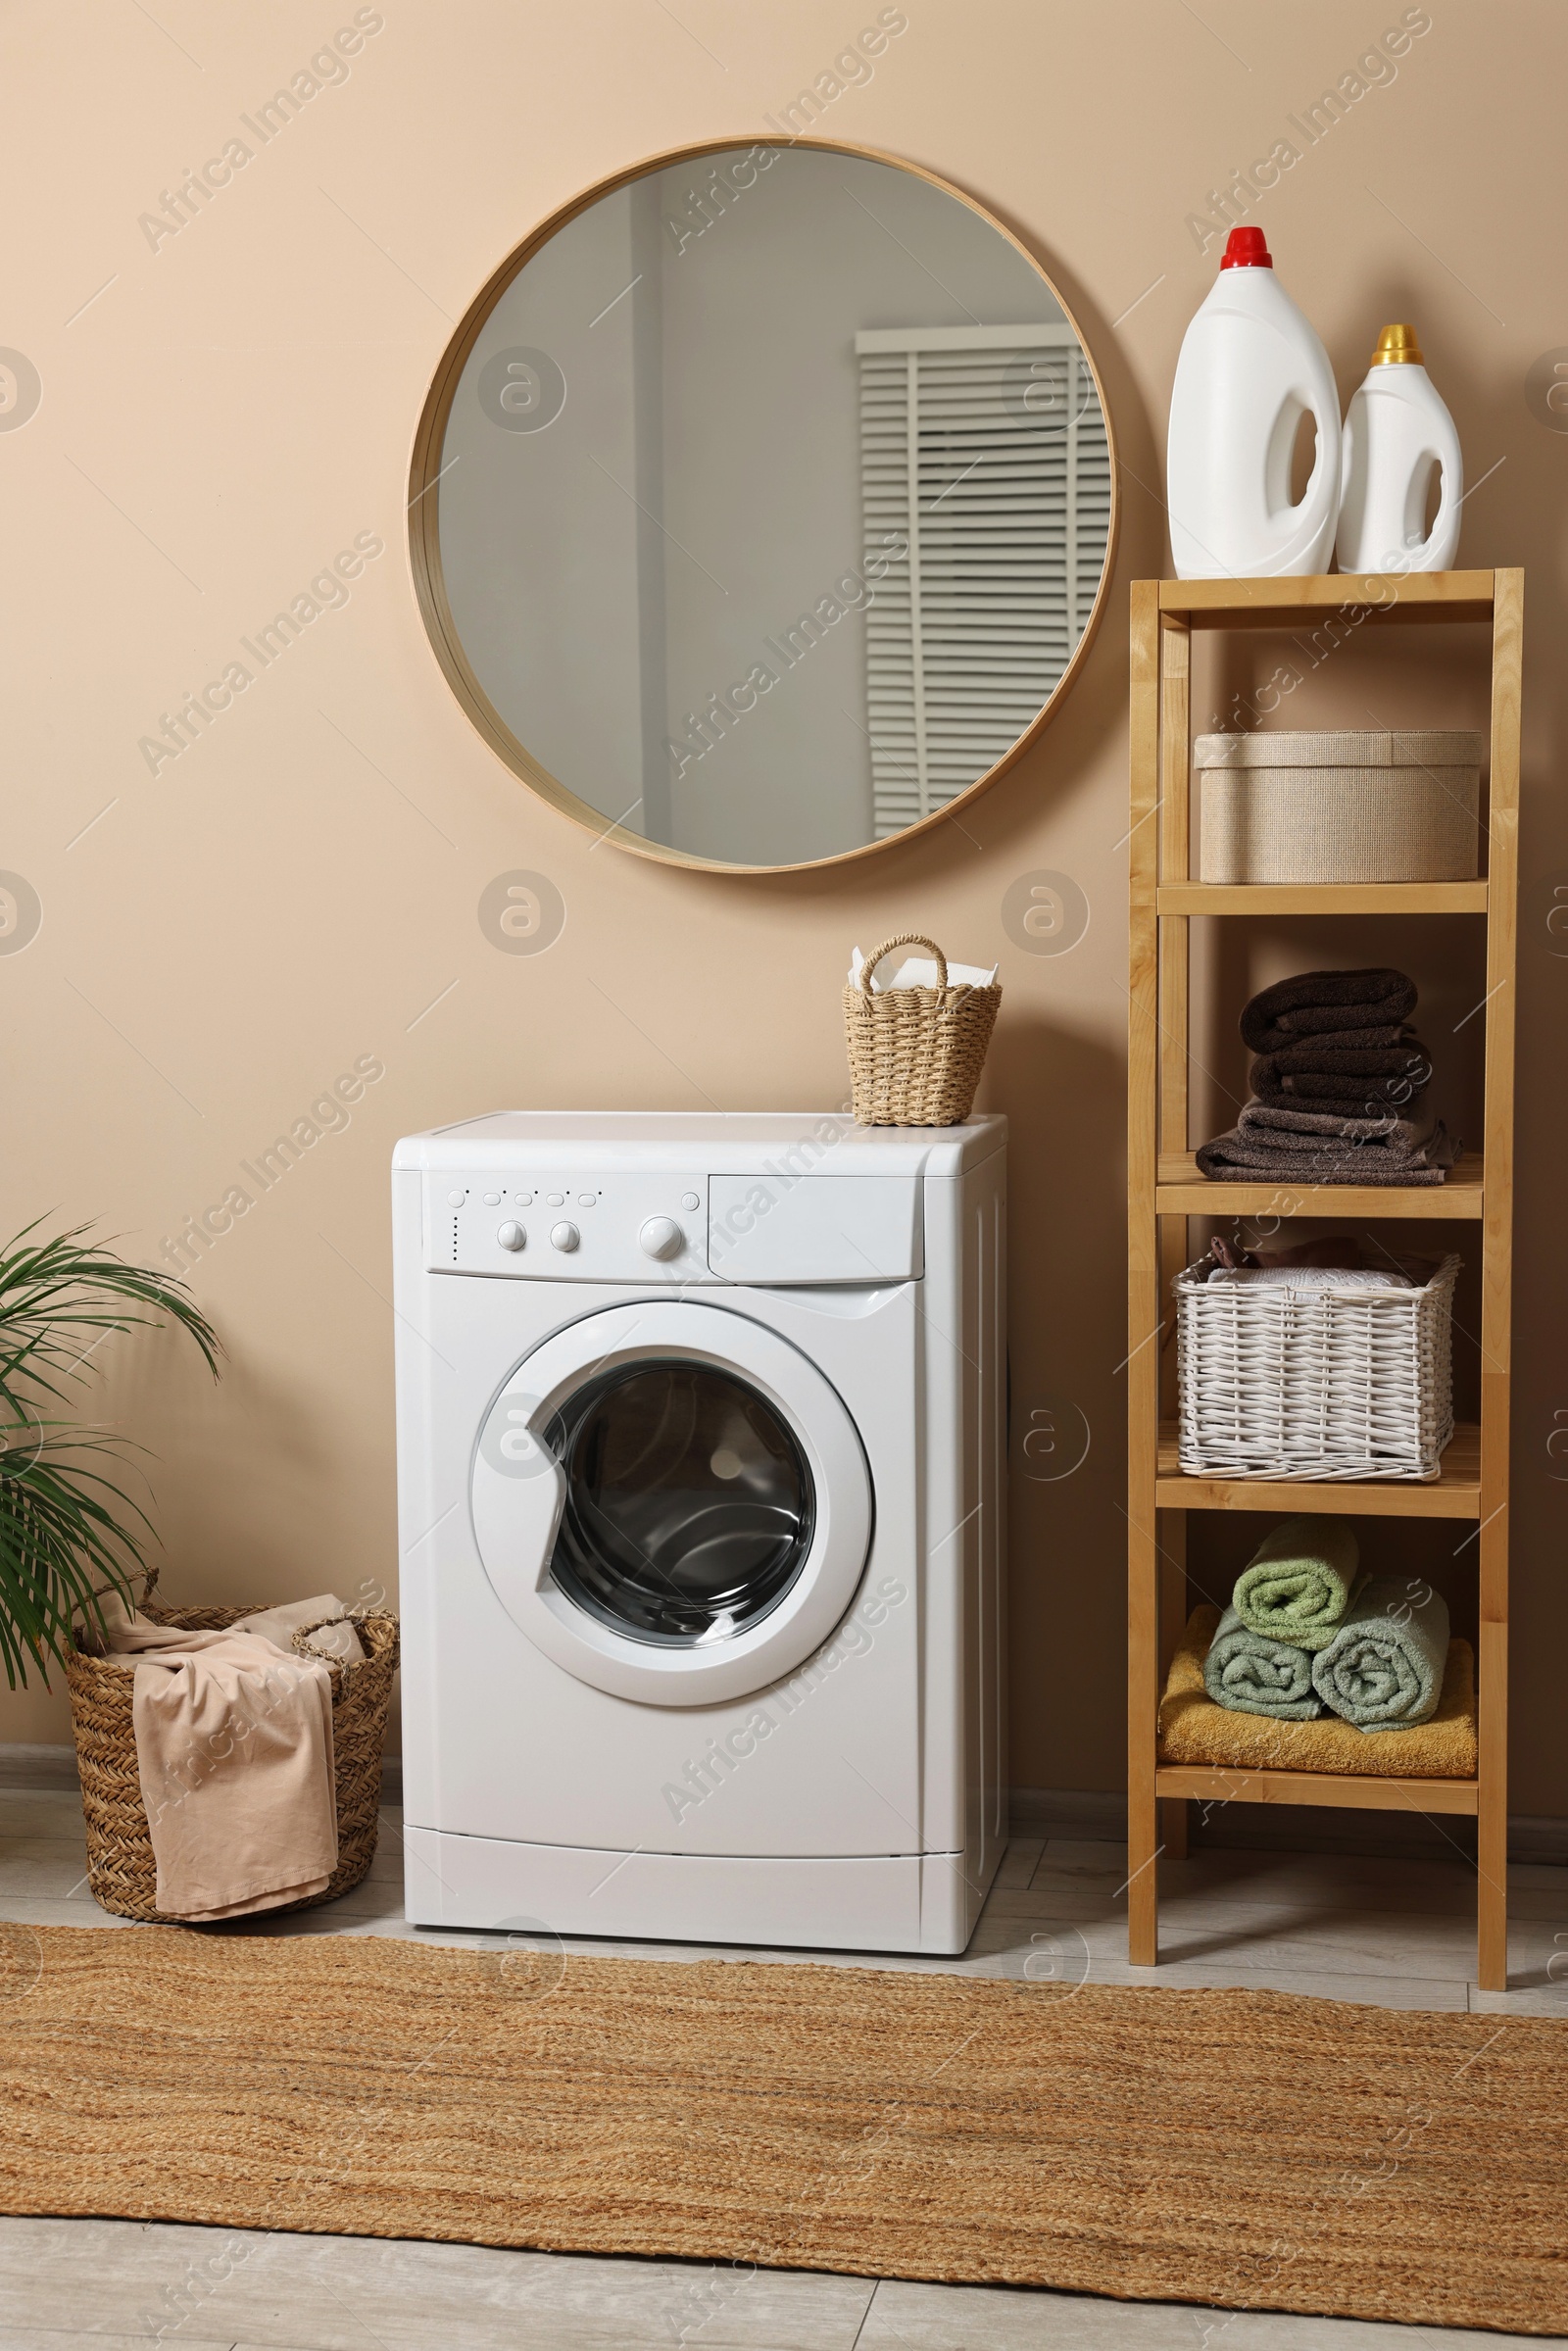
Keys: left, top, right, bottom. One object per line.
{"left": 1196, "top": 729, "right": 1483, "bottom": 884}
{"left": 1174, "top": 1254, "right": 1460, "bottom": 1482}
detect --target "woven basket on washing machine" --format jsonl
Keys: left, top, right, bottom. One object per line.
{"left": 843, "top": 933, "right": 1001, "bottom": 1127}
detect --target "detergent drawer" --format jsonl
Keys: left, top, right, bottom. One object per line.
{"left": 707, "top": 1175, "right": 921, "bottom": 1284}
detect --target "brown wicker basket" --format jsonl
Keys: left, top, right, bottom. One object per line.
{"left": 64, "top": 1569, "right": 399, "bottom": 1923}
{"left": 844, "top": 933, "right": 1002, "bottom": 1127}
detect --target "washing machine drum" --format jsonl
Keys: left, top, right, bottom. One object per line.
{"left": 471, "top": 1302, "right": 873, "bottom": 1705}
{"left": 544, "top": 1359, "right": 815, "bottom": 1645}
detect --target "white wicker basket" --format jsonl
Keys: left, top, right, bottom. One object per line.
{"left": 1174, "top": 1254, "right": 1460, "bottom": 1482}
{"left": 1196, "top": 729, "right": 1483, "bottom": 884}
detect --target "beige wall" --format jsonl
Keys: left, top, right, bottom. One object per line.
{"left": 5, "top": 1, "right": 1566, "bottom": 1810}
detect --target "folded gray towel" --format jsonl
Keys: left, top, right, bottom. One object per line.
{"left": 1203, "top": 1605, "right": 1324, "bottom": 1719}
{"left": 1236, "top": 1103, "right": 1451, "bottom": 1152}
{"left": 1310, "top": 1576, "right": 1450, "bottom": 1730}
{"left": 1195, "top": 1120, "right": 1455, "bottom": 1184}
{"left": 1241, "top": 968, "right": 1419, "bottom": 1053}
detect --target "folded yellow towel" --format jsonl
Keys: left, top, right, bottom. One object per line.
{"left": 1158, "top": 1604, "right": 1476, "bottom": 1779}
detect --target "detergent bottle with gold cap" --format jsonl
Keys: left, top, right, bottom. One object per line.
{"left": 1337, "top": 323, "right": 1463, "bottom": 573}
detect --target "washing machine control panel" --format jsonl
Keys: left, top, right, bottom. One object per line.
{"left": 426, "top": 1174, "right": 714, "bottom": 1282}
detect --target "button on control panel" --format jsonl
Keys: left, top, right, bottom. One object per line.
{"left": 426, "top": 1174, "right": 712, "bottom": 1282}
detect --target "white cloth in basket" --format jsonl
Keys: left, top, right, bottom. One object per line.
{"left": 849, "top": 945, "right": 999, "bottom": 992}
{"left": 1204, "top": 1266, "right": 1414, "bottom": 1290}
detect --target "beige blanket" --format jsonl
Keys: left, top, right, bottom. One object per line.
{"left": 98, "top": 1596, "right": 340, "bottom": 1920}
{"left": 234, "top": 1592, "right": 366, "bottom": 1666}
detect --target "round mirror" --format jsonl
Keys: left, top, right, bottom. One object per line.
{"left": 411, "top": 139, "right": 1117, "bottom": 873}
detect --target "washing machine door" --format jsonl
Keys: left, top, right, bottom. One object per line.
{"left": 470, "top": 1300, "right": 873, "bottom": 1705}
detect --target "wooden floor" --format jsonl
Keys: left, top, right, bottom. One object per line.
{"left": 2, "top": 1786, "right": 1565, "bottom": 2349}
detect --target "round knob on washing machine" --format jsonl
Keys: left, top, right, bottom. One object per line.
{"left": 639, "top": 1215, "right": 684, "bottom": 1259}
{"left": 496, "top": 1221, "right": 525, "bottom": 1252}
{"left": 550, "top": 1221, "right": 580, "bottom": 1252}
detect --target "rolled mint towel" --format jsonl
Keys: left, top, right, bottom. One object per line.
{"left": 1241, "top": 968, "right": 1418, "bottom": 1053}
{"left": 1311, "top": 1575, "right": 1450, "bottom": 1731}
{"left": 1202, "top": 1605, "right": 1323, "bottom": 1720}
{"left": 1232, "top": 1517, "right": 1361, "bottom": 1652}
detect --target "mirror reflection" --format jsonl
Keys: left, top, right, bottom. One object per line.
{"left": 430, "top": 144, "right": 1113, "bottom": 868}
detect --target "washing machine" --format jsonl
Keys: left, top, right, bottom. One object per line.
{"left": 391, "top": 1109, "right": 1006, "bottom": 1954}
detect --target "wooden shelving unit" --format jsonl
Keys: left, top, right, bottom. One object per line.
{"left": 1126, "top": 568, "right": 1521, "bottom": 1991}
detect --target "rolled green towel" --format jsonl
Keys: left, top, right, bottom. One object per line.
{"left": 1311, "top": 1576, "right": 1450, "bottom": 1731}
{"left": 1232, "top": 1517, "right": 1361, "bottom": 1652}
{"left": 1203, "top": 1606, "right": 1324, "bottom": 1720}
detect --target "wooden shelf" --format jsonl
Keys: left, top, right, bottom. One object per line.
{"left": 1157, "top": 569, "right": 1496, "bottom": 629}
{"left": 1153, "top": 1150, "right": 1484, "bottom": 1219}
{"left": 1155, "top": 1422, "right": 1481, "bottom": 1518}
{"left": 1153, "top": 1764, "right": 1478, "bottom": 1815}
{"left": 1127, "top": 568, "right": 1519, "bottom": 1991}
{"left": 1158, "top": 882, "right": 1488, "bottom": 916}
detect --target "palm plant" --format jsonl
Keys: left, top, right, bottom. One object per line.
{"left": 0, "top": 1221, "right": 219, "bottom": 1688}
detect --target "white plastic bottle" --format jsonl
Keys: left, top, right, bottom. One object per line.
{"left": 1336, "top": 323, "right": 1463, "bottom": 574}
{"left": 1166, "top": 225, "right": 1342, "bottom": 579}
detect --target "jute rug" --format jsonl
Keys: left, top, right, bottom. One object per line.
{"left": 1, "top": 1925, "right": 1565, "bottom": 2334}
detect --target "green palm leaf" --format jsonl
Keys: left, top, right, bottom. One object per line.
{"left": 0, "top": 1222, "right": 220, "bottom": 1688}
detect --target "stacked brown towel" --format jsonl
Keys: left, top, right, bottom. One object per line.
{"left": 1240, "top": 967, "right": 1417, "bottom": 1053}
{"left": 1249, "top": 1041, "right": 1433, "bottom": 1115}
{"left": 1199, "top": 967, "right": 1455, "bottom": 1185}
{"left": 1198, "top": 1102, "right": 1457, "bottom": 1186}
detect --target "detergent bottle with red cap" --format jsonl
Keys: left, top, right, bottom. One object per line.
{"left": 1166, "top": 225, "right": 1342, "bottom": 579}
{"left": 1336, "top": 323, "right": 1463, "bottom": 573}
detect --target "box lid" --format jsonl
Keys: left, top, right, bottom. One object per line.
{"left": 1193, "top": 729, "right": 1484, "bottom": 769}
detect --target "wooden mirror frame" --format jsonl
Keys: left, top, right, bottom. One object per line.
{"left": 408, "top": 136, "right": 1119, "bottom": 876}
